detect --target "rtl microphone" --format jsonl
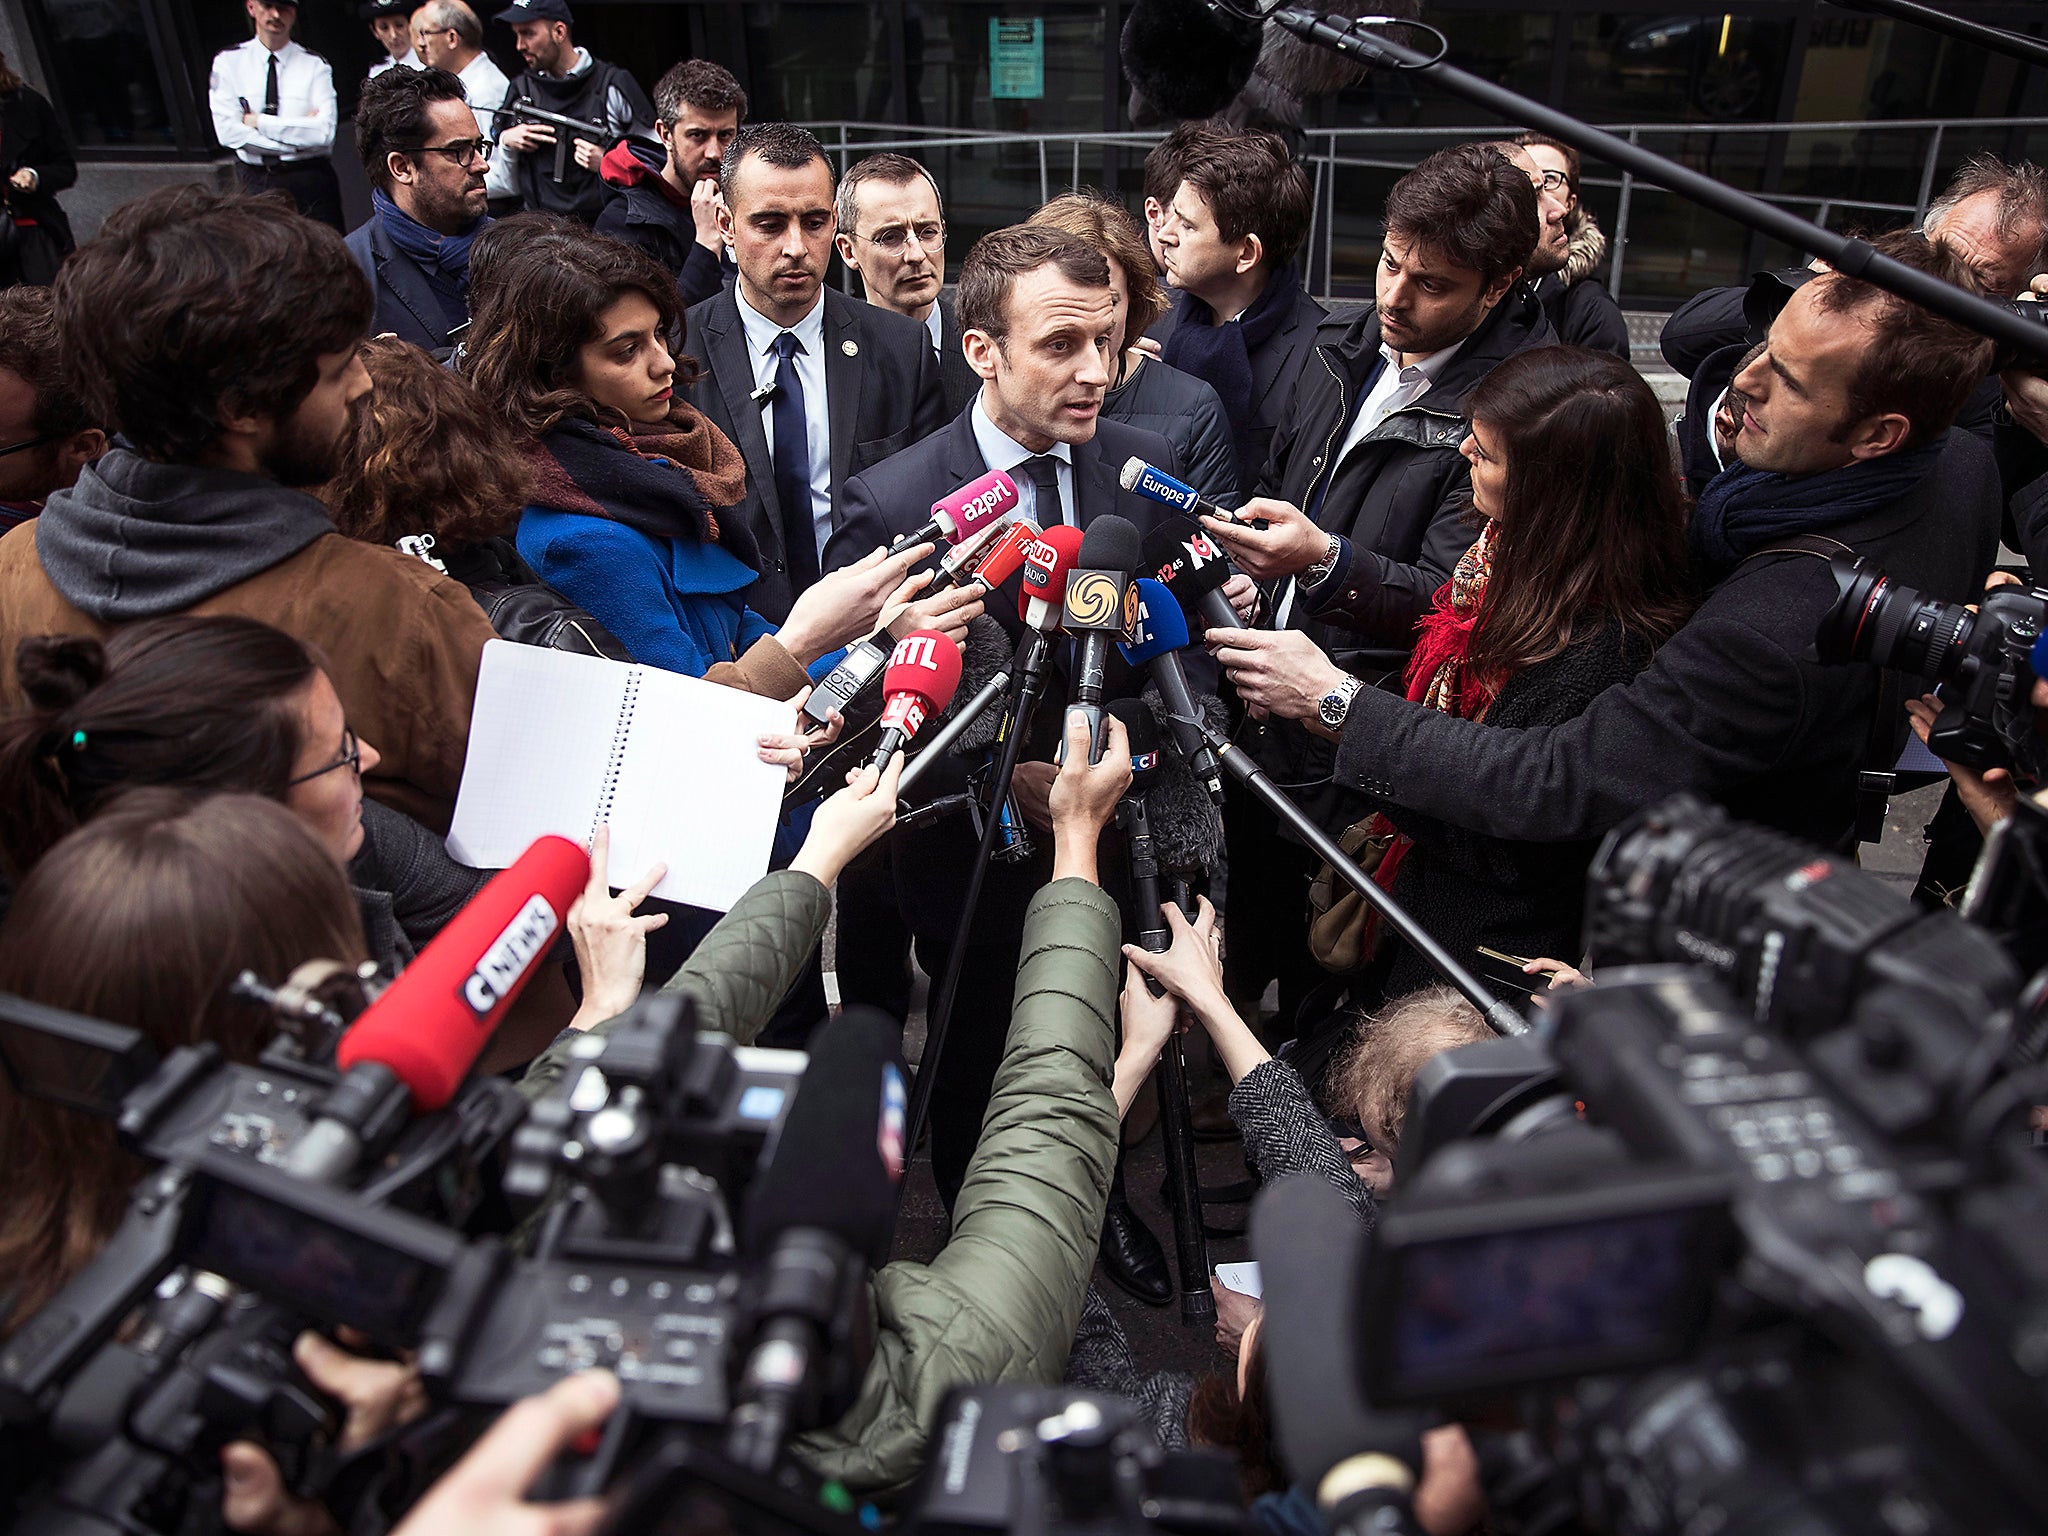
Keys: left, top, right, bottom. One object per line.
{"left": 728, "top": 1006, "right": 907, "bottom": 1473}
{"left": 889, "top": 468, "right": 1020, "bottom": 553}
{"left": 869, "top": 629, "right": 963, "bottom": 773}
{"left": 1118, "top": 457, "right": 1263, "bottom": 528}
{"left": 1143, "top": 516, "right": 1243, "bottom": 635}
{"left": 1117, "top": 576, "right": 1224, "bottom": 805}
{"left": 1017, "top": 522, "right": 1086, "bottom": 633}
{"left": 1063, "top": 516, "right": 1143, "bottom": 763}
{"left": 291, "top": 834, "right": 590, "bottom": 1180}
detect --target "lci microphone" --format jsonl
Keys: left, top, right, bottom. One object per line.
{"left": 890, "top": 468, "right": 1020, "bottom": 553}
{"left": 870, "top": 629, "right": 964, "bottom": 772}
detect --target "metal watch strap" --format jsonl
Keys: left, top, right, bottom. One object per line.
{"left": 1302, "top": 533, "right": 1342, "bottom": 590}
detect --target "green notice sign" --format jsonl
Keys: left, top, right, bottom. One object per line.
{"left": 990, "top": 18, "right": 1044, "bottom": 100}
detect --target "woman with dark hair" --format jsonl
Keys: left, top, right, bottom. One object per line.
{"left": 462, "top": 234, "right": 933, "bottom": 695}
{"left": 0, "top": 790, "right": 366, "bottom": 1332}
{"left": 1029, "top": 191, "right": 1240, "bottom": 507}
{"left": 323, "top": 337, "right": 631, "bottom": 658}
{"left": 0, "top": 50, "right": 75, "bottom": 286}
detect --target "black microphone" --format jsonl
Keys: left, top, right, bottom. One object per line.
{"left": 1119, "top": 0, "right": 1263, "bottom": 121}
{"left": 1143, "top": 516, "right": 1243, "bottom": 636}
{"left": 1138, "top": 691, "right": 1226, "bottom": 876}
{"left": 1063, "top": 515, "right": 1144, "bottom": 763}
{"left": 1253, "top": 1176, "right": 1427, "bottom": 1536}
{"left": 1119, "top": 576, "right": 1223, "bottom": 805}
{"left": 727, "top": 1007, "right": 908, "bottom": 1474}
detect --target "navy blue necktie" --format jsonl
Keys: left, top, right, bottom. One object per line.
{"left": 771, "top": 331, "right": 819, "bottom": 590}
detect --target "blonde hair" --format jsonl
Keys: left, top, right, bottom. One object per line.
{"left": 1332, "top": 985, "right": 1489, "bottom": 1156}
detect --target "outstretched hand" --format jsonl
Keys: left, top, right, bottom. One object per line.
{"left": 790, "top": 755, "right": 904, "bottom": 888}
{"left": 1121, "top": 896, "right": 1226, "bottom": 1015}
{"left": 566, "top": 825, "right": 668, "bottom": 1030}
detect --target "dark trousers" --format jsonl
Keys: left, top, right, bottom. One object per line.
{"left": 914, "top": 921, "right": 1025, "bottom": 1207}
{"left": 237, "top": 156, "right": 344, "bottom": 232}
{"left": 833, "top": 844, "right": 916, "bottom": 1021}
{"left": 1220, "top": 777, "right": 1327, "bottom": 1039}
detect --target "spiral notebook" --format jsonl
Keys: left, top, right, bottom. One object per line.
{"left": 446, "top": 641, "right": 792, "bottom": 912}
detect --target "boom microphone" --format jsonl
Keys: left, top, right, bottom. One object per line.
{"left": 1064, "top": 516, "right": 1143, "bottom": 763}
{"left": 1118, "top": 576, "right": 1224, "bottom": 805}
{"left": 940, "top": 615, "right": 1018, "bottom": 757}
{"left": 1140, "top": 694, "right": 1227, "bottom": 875}
{"left": 870, "top": 630, "right": 964, "bottom": 772}
{"left": 1143, "top": 516, "right": 1243, "bottom": 635}
{"left": 1119, "top": 0, "right": 1263, "bottom": 122}
{"left": 729, "top": 1006, "right": 907, "bottom": 1473}
{"left": 890, "top": 468, "right": 1020, "bottom": 553}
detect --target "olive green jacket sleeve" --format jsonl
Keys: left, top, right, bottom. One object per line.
{"left": 517, "top": 869, "right": 831, "bottom": 1101}
{"left": 794, "top": 878, "right": 1122, "bottom": 1496}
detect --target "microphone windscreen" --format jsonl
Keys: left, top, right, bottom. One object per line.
{"left": 1141, "top": 696, "right": 1225, "bottom": 873}
{"left": 939, "top": 616, "right": 1015, "bottom": 757}
{"left": 336, "top": 834, "right": 589, "bottom": 1110}
{"left": 745, "top": 1005, "right": 908, "bottom": 1267}
{"left": 883, "top": 629, "right": 964, "bottom": 712}
{"left": 1018, "top": 523, "right": 1086, "bottom": 624}
{"left": 1077, "top": 513, "right": 1144, "bottom": 576}
{"left": 1120, "top": 0, "right": 1263, "bottom": 122}
{"left": 1144, "top": 516, "right": 1233, "bottom": 603}
{"left": 933, "top": 469, "right": 1020, "bottom": 543}
{"left": 1252, "top": 1175, "right": 1376, "bottom": 1489}
{"left": 1118, "top": 576, "right": 1194, "bottom": 665}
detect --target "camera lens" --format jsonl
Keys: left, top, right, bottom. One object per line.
{"left": 1814, "top": 555, "right": 1975, "bottom": 679}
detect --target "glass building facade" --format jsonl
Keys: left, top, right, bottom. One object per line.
{"left": 11, "top": 0, "right": 2045, "bottom": 305}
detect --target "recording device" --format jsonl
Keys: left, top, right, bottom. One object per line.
{"left": 1118, "top": 577, "right": 1224, "bottom": 804}
{"left": 1302, "top": 793, "right": 2048, "bottom": 1533}
{"left": 1062, "top": 516, "right": 1143, "bottom": 763}
{"left": 871, "top": 630, "right": 965, "bottom": 773}
{"left": 890, "top": 469, "right": 1021, "bottom": 555}
{"left": 1117, "top": 457, "right": 1264, "bottom": 528}
{"left": 1815, "top": 552, "right": 2047, "bottom": 784}
{"left": 1143, "top": 517, "right": 1242, "bottom": 635}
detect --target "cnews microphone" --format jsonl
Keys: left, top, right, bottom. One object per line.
{"left": 1118, "top": 576, "right": 1224, "bottom": 804}
{"left": 1119, "top": 457, "right": 1265, "bottom": 529}
{"left": 292, "top": 834, "right": 590, "bottom": 1180}
{"left": 728, "top": 1006, "right": 907, "bottom": 1473}
{"left": 1063, "top": 515, "right": 1143, "bottom": 764}
{"left": 870, "top": 629, "right": 964, "bottom": 772}
{"left": 889, "top": 468, "right": 1020, "bottom": 553}
{"left": 1144, "top": 515, "right": 1243, "bottom": 635}
{"left": 1017, "top": 522, "right": 1086, "bottom": 632}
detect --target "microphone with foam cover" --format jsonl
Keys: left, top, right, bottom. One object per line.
{"left": 870, "top": 629, "right": 963, "bottom": 773}
{"left": 1017, "top": 522, "right": 1086, "bottom": 632}
{"left": 1064, "top": 516, "right": 1144, "bottom": 764}
{"left": 1142, "top": 691, "right": 1227, "bottom": 874}
{"left": 1119, "top": 0, "right": 1263, "bottom": 121}
{"left": 729, "top": 1006, "right": 908, "bottom": 1472}
{"left": 1144, "top": 516, "right": 1244, "bottom": 635}
{"left": 936, "top": 615, "right": 1017, "bottom": 758}
{"left": 890, "top": 468, "right": 1020, "bottom": 553}
{"left": 1119, "top": 576, "right": 1224, "bottom": 805}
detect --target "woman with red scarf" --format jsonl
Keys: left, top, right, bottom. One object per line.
{"left": 1351, "top": 345, "right": 1694, "bottom": 1001}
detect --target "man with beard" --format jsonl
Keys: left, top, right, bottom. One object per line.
{"left": 596, "top": 58, "right": 744, "bottom": 307}
{"left": 685, "top": 123, "right": 944, "bottom": 623}
{"left": 0, "top": 185, "right": 497, "bottom": 834}
{"left": 487, "top": 0, "right": 650, "bottom": 221}
{"left": 1507, "top": 134, "right": 1631, "bottom": 360}
{"left": 347, "top": 67, "right": 492, "bottom": 352}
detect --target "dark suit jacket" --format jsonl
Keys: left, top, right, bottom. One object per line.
{"left": 345, "top": 218, "right": 464, "bottom": 353}
{"left": 1152, "top": 280, "right": 1326, "bottom": 485}
{"left": 935, "top": 293, "right": 982, "bottom": 420}
{"left": 685, "top": 285, "right": 946, "bottom": 622}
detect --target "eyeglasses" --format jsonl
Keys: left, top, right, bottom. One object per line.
{"left": 288, "top": 727, "right": 361, "bottom": 786}
{"left": 855, "top": 222, "right": 945, "bottom": 255}
{"left": 1532, "top": 168, "right": 1570, "bottom": 194}
{"left": 409, "top": 138, "right": 494, "bottom": 166}
{"left": 0, "top": 431, "right": 58, "bottom": 459}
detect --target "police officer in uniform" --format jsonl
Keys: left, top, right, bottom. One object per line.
{"left": 209, "top": 0, "right": 343, "bottom": 231}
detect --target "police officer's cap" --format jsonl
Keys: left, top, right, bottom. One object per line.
{"left": 493, "top": 0, "right": 572, "bottom": 24}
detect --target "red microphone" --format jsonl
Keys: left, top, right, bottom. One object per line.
{"left": 869, "top": 629, "right": 963, "bottom": 773}
{"left": 1017, "top": 523, "right": 1086, "bottom": 632}
{"left": 969, "top": 517, "right": 1043, "bottom": 594}
{"left": 889, "top": 469, "right": 1020, "bottom": 553}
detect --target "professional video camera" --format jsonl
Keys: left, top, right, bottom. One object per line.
{"left": 1289, "top": 794, "right": 2048, "bottom": 1535}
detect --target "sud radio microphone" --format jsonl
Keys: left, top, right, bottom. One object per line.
{"left": 289, "top": 834, "right": 589, "bottom": 1180}
{"left": 1118, "top": 457, "right": 1264, "bottom": 529}
{"left": 870, "top": 630, "right": 963, "bottom": 773}
{"left": 1017, "top": 522, "right": 1086, "bottom": 633}
{"left": 1118, "top": 576, "right": 1224, "bottom": 805}
{"left": 1144, "top": 515, "right": 1244, "bottom": 635}
{"left": 728, "top": 1006, "right": 907, "bottom": 1473}
{"left": 889, "top": 468, "right": 1020, "bottom": 554}
{"left": 1063, "top": 516, "right": 1143, "bottom": 763}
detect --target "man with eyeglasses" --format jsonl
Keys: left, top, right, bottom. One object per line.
{"left": 1501, "top": 135, "right": 1631, "bottom": 362}
{"left": 835, "top": 153, "right": 979, "bottom": 417}
{"left": 346, "top": 67, "right": 493, "bottom": 353}
{"left": 595, "top": 58, "right": 745, "bottom": 308}
{"left": 410, "top": 0, "right": 511, "bottom": 127}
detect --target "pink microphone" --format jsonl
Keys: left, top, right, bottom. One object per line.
{"left": 888, "top": 469, "right": 1020, "bottom": 552}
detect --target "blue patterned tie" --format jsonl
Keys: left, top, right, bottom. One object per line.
{"left": 771, "top": 331, "right": 819, "bottom": 589}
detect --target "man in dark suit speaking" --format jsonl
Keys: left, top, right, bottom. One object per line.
{"left": 685, "top": 122, "right": 944, "bottom": 623}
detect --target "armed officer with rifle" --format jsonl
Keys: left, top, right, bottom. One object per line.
{"left": 485, "top": 0, "right": 650, "bottom": 221}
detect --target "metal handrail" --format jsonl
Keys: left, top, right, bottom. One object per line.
{"left": 802, "top": 114, "right": 2044, "bottom": 302}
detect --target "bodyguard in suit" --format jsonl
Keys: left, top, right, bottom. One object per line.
{"left": 345, "top": 67, "right": 491, "bottom": 353}
{"left": 685, "top": 123, "right": 944, "bottom": 624}
{"left": 834, "top": 152, "right": 980, "bottom": 419}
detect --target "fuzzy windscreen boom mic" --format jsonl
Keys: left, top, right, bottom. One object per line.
{"left": 1120, "top": 0, "right": 1265, "bottom": 121}
{"left": 939, "top": 615, "right": 1017, "bottom": 757}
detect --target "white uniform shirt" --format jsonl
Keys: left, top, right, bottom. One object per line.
{"left": 737, "top": 287, "right": 834, "bottom": 561}
{"left": 460, "top": 51, "right": 516, "bottom": 198}
{"left": 369, "top": 47, "right": 420, "bottom": 78}
{"left": 209, "top": 37, "right": 337, "bottom": 162}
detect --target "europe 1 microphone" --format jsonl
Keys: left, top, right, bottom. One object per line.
{"left": 1062, "top": 515, "right": 1144, "bottom": 763}
{"left": 888, "top": 467, "right": 1020, "bottom": 554}
{"left": 1119, "top": 576, "right": 1224, "bottom": 805}
{"left": 870, "top": 629, "right": 964, "bottom": 773}
{"left": 1143, "top": 515, "right": 1244, "bottom": 635}
{"left": 1119, "top": 456, "right": 1267, "bottom": 528}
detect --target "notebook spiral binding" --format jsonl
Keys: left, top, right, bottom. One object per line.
{"left": 590, "top": 665, "right": 642, "bottom": 844}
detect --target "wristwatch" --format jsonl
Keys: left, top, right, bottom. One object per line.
{"left": 1318, "top": 675, "right": 1364, "bottom": 731}
{"left": 1301, "top": 533, "right": 1343, "bottom": 590}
